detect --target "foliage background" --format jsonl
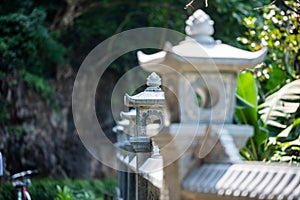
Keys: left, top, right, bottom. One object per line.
{"left": 0, "top": 0, "right": 299, "bottom": 181}
{"left": 235, "top": 0, "right": 300, "bottom": 163}
{"left": 0, "top": 178, "right": 116, "bottom": 200}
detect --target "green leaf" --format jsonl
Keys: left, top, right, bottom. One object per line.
{"left": 257, "top": 126, "right": 269, "bottom": 145}
{"left": 235, "top": 71, "right": 268, "bottom": 145}
{"left": 239, "top": 147, "right": 255, "bottom": 160}
{"left": 260, "top": 80, "right": 300, "bottom": 129}
{"left": 277, "top": 118, "right": 300, "bottom": 138}
{"left": 235, "top": 94, "right": 254, "bottom": 109}
{"left": 235, "top": 72, "right": 258, "bottom": 128}
{"left": 236, "top": 71, "right": 258, "bottom": 107}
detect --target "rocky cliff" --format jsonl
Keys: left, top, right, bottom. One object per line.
{"left": 0, "top": 66, "right": 116, "bottom": 179}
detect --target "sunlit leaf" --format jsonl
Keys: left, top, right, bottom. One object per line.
{"left": 260, "top": 80, "right": 300, "bottom": 128}
{"left": 235, "top": 94, "right": 254, "bottom": 109}
{"left": 277, "top": 118, "right": 300, "bottom": 138}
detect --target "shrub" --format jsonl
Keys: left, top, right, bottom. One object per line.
{"left": 0, "top": 178, "right": 117, "bottom": 200}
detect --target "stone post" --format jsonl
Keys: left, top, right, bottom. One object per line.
{"left": 124, "top": 72, "right": 166, "bottom": 200}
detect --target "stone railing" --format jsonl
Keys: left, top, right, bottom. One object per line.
{"left": 114, "top": 72, "right": 165, "bottom": 200}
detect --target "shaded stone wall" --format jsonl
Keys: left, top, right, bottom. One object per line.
{"left": 0, "top": 66, "right": 116, "bottom": 179}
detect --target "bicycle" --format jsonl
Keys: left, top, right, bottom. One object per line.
{"left": 11, "top": 170, "right": 38, "bottom": 200}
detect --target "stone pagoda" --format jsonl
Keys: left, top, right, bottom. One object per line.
{"left": 137, "top": 9, "right": 267, "bottom": 124}
{"left": 115, "top": 9, "right": 300, "bottom": 200}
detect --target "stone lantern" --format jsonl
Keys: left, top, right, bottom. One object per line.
{"left": 120, "top": 109, "right": 137, "bottom": 137}
{"left": 124, "top": 72, "right": 165, "bottom": 153}
{"left": 137, "top": 9, "right": 267, "bottom": 124}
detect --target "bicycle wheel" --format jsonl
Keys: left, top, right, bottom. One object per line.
{"left": 24, "top": 191, "right": 31, "bottom": 200}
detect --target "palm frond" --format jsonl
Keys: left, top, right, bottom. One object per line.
{"left": 259, "top": 80, "right": 300, "bottom": 129}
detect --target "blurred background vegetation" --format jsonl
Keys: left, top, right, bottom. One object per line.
{"left": 0, "top": 178, "right": 116, "bottom": 200}
{"left": 0, "top": 0, "right": 299, "bottom": 199}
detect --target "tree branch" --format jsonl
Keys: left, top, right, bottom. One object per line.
{"left": 254, "top": 0, "right": 300, "bottom": 14}
{"left": 50, "top": 0, "right": 183, "bottom": 33}
{"left": 279, "top": 0, "right": 300, "bottom": 14}
{"left": 185, "top": 0, "right": 208, "bottom": 10}
{"left": 185, "top": 0, "right": 195, "bottom": 9}
{"left": 253, "top": 0, "right": 276, "bottom": 10}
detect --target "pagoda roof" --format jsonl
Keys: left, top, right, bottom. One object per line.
{"left": 137, "top": 9, "right": 267, "bottom": 73}
{"left": 182, "top": 162, "right": 300, "bottom": 199}
{"left": 124, "top": 72, "right": 165, "bottom": 107}
{"left": 137, "top": 41, "right": 267, "bottom": 73}
{"left": 120, "top": 109, "right": 137, "bottom": 120}
{"left": 124, "top": 91, "right": 165, "bottom": 107}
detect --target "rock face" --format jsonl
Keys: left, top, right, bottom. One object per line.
{"left": 0, "top": 66, "right": 115, "bottom": 179}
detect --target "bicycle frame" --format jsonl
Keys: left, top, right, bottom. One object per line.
{"left": 15, "top": 184, "right": 31, "bottom": 200}
{"left": 12, "top": 170, "right": 37, "bottom": 200}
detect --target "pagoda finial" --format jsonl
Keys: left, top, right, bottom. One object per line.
{"left": 185, "top": 9, "right": 215, "bottom": 44}
{"left": 146, "top": 72, "right": 161, "bottom": 91}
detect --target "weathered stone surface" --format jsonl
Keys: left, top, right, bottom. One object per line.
{"left": 0, "top": 66, "right": 116, "bottom": 179}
